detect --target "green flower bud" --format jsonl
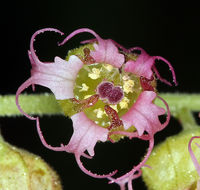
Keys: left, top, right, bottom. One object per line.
{"left": 0, "top": 136, "right": 62, "bottom": 190}
{"left": 142, "top": 129, "right": 200, "bottom": 190}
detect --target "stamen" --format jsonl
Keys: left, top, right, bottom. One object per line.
{"left": 140, "top": 76, "right": 155, "bottom": 91}
{"left": 72, "top": 94, "right": 99, "bottom": 112}
{"left": 77, "top": 48, "right": 96, "bottom": 65}
{"left": 83, "top": 48, "right": 95, "bottom": 64}
{"left": 104, "top": 105, "right": 123, "bottom": 130}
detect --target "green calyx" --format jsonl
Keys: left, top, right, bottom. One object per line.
{"left": 142, "top": 128, "right": 200, "bottom": 190}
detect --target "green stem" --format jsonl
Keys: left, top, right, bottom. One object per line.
{"left": 0, "top": 93, "right": 62, "bottom": 117}
{"left": 0, "top": 93, "right": 200, "bottom": 127}
{"left": 175, "top": 108, "right": 198, "bottom": 130}
{"left": 156, "top": 93, "right": 200, "bottom": 113}
{"left": 155, "top": 93, "right": 200, "bottom": 130}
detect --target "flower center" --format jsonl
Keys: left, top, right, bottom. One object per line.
{"left": 73, "top": 62, "right": 142, "bottom": 128}
{"left": 97, "top": 81, "right": 124, "bottom": 104}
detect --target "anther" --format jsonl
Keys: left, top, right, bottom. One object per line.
{"left": 83, "top": 48, "right": 95, "bottom": 64}
{"left": 72, "top": 94, "right": 99, "bottom": 112}
{"left": 140, "top": 76, "right": 155, "bottom": 91}
{"left": 104, "top": 105, "right": 123, "bottom": 130}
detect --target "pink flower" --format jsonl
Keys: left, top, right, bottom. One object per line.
{"left": 16, "top": 28, "right": 177, "bottom": 189}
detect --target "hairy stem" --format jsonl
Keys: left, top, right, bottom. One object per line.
{"left": 0, "top": 93, "right": 62, "bottom": 117}
{"left": 155, "top": 93, "right": 200, "bottom": 113}
{"left": 0, "top": 93, "right": 200, "bottom": 121}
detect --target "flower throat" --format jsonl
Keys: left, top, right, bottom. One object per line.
{"left": 58, "top": 45, "right": 145, "bottom": 131}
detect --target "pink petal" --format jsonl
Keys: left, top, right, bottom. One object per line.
{"left": 188, "top": 136, "right": 200, "bottom": 176}
{"left": 17, "top": 27, "right": 84, "bottom": 100}
{"left": 34, "top": 114, "right": 117, "bottom": 179}
{"left": 90, "top": 39, "right": 125, "bottom": 68}
{"left": 153, "top": 56, "right": 178, "bottom": 86}
{"left": 30, "top": 28, "right": 64, "bottom": 65}
{"left": 108, "top": 136, "right": 154, "bottom": 190}
{"left": 75, "top": 154, "right": 117, "bottom": 179}
{"left": 124, "top": 57, "right": 154, "bottom": 79}
{"left": 30, "top": 55, "right": 83, "bottom": 100}
{"left": 125, "top": 47, "right": 154, "bottom": 79}
{"left": 67, "top": 112, "right": 108, "bottom": 156}
{"left": 81, "top": 38, "right": 129, "bottom": 53}
{"left": 58, "top": 28, "right": 125, "bottom": 68}
{"left": 67, "top": 112, "right": 117, "bottom": 178}
{"left": 126, "top": 47, "right": 177, "bottom": 86}
{"left": 121, "top": 91, "right": 167, "bottom": 136}
{"left": 58, "top": 28, "right": 102, "bottom": 46}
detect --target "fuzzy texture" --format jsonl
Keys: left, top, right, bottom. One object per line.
{"left": 68, "top": 112, "right": 108, "bottom": 157}
{"left": 90, "top": 39, "right": 124, "bottom": 68}
{"left": 122, "top": 91, "right": 169, "bottom": 137}
{"left": 30, "top": 55, "right": 83, "bottom": 100}
{"left": 125, "top": 47, "right": 177, "bottom": 86}
{"left": 16, "top": 28, "right": 176, "bottom": 190}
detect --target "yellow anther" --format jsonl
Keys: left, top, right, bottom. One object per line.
{"left": 123, "top": 79, "right": 135, "bottom": 94}
{"left": 119, "top": 97, "right": 130, "bottom": 109}
{"left": 103, "top": 64, "right": 113, "bottom": 72}
{"left": 109, "top": 104, "right": 118, "bottom": 112}
{"left": 122, "top": 75, "right": 130, "bottom": 81}
{"left": 88, "top": 68, "right": 101, "bottom": 79}
{"left": 84, "top": 95, "right": 92, "bottom": 99}
{"left": 79, "top": 83, "right": 89, "bottom": 92}
{"left": 94, "top": 108, "right": 105, "bottom": 118}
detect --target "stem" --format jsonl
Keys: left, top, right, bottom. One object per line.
{"left": 0, "top": 93, "right": 62, "bottom": 117}
{"left": 155, "top": 93, "right": 200, "bottom": 130}
{"left": 0, "top": 93, "right": 200, "bottom": 119}
{"left": 156, "top": 93, "right": 200, "bottom": 113}
{"left": 175, "top": 108, "right": 198, "bottom": 130}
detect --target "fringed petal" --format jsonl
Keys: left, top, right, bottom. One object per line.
{"left": 75, "top": 154, "right": 117, "bottom": 179}
{"left": 81, "top": 38, "right": 128, "bottom": 53}
{"left": 67, "top": 112, "right": 108, "bottom": 156}
{"left": 121, "top": 91, "right": 167, "bottom": 136}
{"left": 30, "top": 55, "right": 83, "bottom": 100}
{"left": 29, "top": 28, "right": 64, "bottom": 65}
{"left": 124, "top": 54, "right": 154, "bottom": 79}
{"left": 188, "top": 136, "right": 200, "bottom": 176}
{"left": 153, "top": 56, "right": 178, "bottom": 86}
{"left": 25, "top": 28, "right": 84, "bottom": 99}
{"left": 108, "top": 136, "right": 154, "bottom": 190}
{"left": 58, "top": 28, "right": 102, "bottom": 46}
{"left": 68, "top": 112, "right": 117, "bottom": 178}
{"left": 125, "top": 47, "right": 177, "bottom": 86}
{"left": 58, "top": 28, "right": 125, "bottom": 68}
{"left": 90, "top": 39, "right": 125, "bottom": 68}
{"left": 125, "top": 47, "right": 153, "bottom": 79}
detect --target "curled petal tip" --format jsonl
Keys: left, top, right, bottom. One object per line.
{"left": 75, "top": 154, "right": 117, "bottom": 179}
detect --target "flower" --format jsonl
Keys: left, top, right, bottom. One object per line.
{"left": 16, "top": 28, "right": 177, "bottom": 189}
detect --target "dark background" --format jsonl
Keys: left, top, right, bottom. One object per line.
{"left": 1, "top": 1, "right": 200, "bottom": 189}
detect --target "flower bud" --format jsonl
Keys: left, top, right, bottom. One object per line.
{"left": 142, "top": 129, "right": 200, "bottom": 190}
{"left": 0, "top": 136, "right": 62, "bottom": 190}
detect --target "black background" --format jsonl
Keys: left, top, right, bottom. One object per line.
{"left": 1, "top": 1, "right": 200, "bottom": 189}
